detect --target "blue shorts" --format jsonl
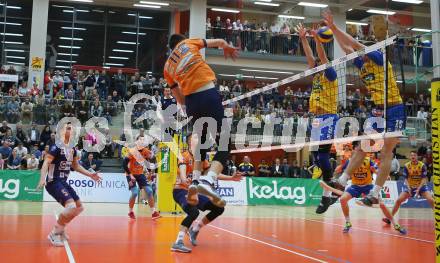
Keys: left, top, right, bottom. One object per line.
{"left": 367, "top": 104, "right": 406, "bottom": 133}
{"left": 127, "top": 174, "right": 153, "bottom": 197}
{"left": 310, "top": 114, "right": 338, "bottom": 141}
{"left": 346, "top": 184, "right": 374, "bottom": 198}
{"left": 173, "top": 188, "right": 213, "bottom": 211}
{"left": 46, "top": 180, "right": 79, "bottom": 206}
{"left": 402, "top": 184, "right": 428, "bottom": 197}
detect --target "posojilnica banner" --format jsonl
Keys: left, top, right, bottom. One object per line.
{"left": 0, "top": 170, "right": 43, "bottom": 201}
{"left": 246, "top": 177, "right": 323, "bottom": 206}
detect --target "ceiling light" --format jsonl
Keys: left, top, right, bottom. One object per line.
{"left": 113, "top": 49, "right": 134, "bottom": 53}
{"left": 128, "top": 13, "right": 153, "bottom": 19}
{"left": 6, "top": 56, "right": 25, "bottom": 59}
{"left": 58, "top": 53, "right": 79, "bottom": 56}
{"left": 68, "top": 0, "right": 94, "bottom": 2}
{"left": 278, "top": 15, "right": 305, "bottom": 19}
{"left": 52, "top": 5, "right": 73, "bottom": 8}
{"left": 392, "top": 0, "right": 423, "bottom": 4}
{"left": 346, "top": 83, "right": 354, "bottom": 86}
{"left": 104, "top": 63, "right": 125, "bottom": 67}
{"left": 254, "top": 2, "right": 280, "bottom": 6}
{"left": 0, "top": 21, "right": 22, "bottom": 26}
{"left": 109, "top": 56, "right": 130, "bottom": 60}
{"left": 347, "top": 8, "right": 353, "bottom": 11}
{"left": 61, "top": 26, "right": 87, "bottom": 30}
{"left": 411, "top": 28, "right": 431, "bottom": 32}
{"left": 122, "top": 31, "right": 146, "bottom": 35}
{"left": 0, "top": 4, "right": 22, "bottom": 9}
{"left": 298, "top": 2, "right": 328, "bottom": 8}
{"left": 0, "top": 33, "right": 23, "bottom": 36}
{"left": 117, "top": 41, "right": 138, "bottom": 45}
{"left": 211, "top": 8, "right": 240, "bottom": 13}
{"left": 56, "top": 65, "right": 71, "bottom": 69}
{"left": 92, "top": 9, "right": 104, "bottom": 13}
{"left": 58, "top": 45, "right": 81, "bottom": 49}
{"left": 254, "top": 76, "right": 278, "bottom": 80}
{"left": 147, "top": 71, "right": 152, "bottom": 74}
{"left": 2, "top": 41, "right": 23, "bottom": 44}
{"left": 396, "top": 80, "right": 403, "bottom": 83}
{"left": 57, "top": 60, "right": 77, "bottom": 63}
{"left": 241, "top": 69, "right": 293, "bottom": 74}
{"left": 60, "top": 37, "right": 83, "bottom": 41}
{"left": 367, "top": 9, "right": 396, "bottom": 15}
{"left": 4, "top": 49, "right": 25, "bottom": 52}
{"left": 7, "top": 61, "right": 25, "bottom": 65}
{"left": 139, "top": 1, "right": 169, "bottom": 6}
{"left": 63, "top": 9, "right": 89, "bottom": 13}
{"left": 346, "top": 21, "right": 368, "bottom": 26}
{"left": 133, "top": 4, "right": 161, "bottom": 8}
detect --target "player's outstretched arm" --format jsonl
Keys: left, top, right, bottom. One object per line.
{"left": 37, "top": 154, "right": 54, "bottom": 189}
{"left": 322, "top": 10, "right": 365, "bottom": 52}
{"left": 295, "top": 23, "right": 315, "bottom": 68}
{"left": 206, "top": 39, "right": 239, "bottom": 60}
{"left": 311, "top": 26, "right": 329, "bottom": 64}
{"left": 217, "top": 171, "right": 244, "bottom": 181}
{"left": 72, "top": 156, "right": 102, "bottom": 182}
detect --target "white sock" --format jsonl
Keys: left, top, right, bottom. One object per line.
{"left": 193, "top": 170, "right": 201, "bottom": 181}
{"left": 339, "top": 172, "right": 349, "bottom": 186}
{"left": 152, "top": 207, "right": 156, "bottom": 213}
{"left": 345, "top": 216, "right": 350, "bottom": 223}
{"left": 323, "top": 190, "right": 332, "bottom": 197}
{"left": 176, "top": 230, "right": 185, "bottom": 243}
{"left": 372, "top": 185, "right": 382, "bottom": 198}
{"left": 54, "top": 222, "right": 65, "bottom": 234}
{"left": 192, "top": 221, "right": 205, "bottom": 232}
{"left": 206, "top": 170, "right": 218, "bottom": 183}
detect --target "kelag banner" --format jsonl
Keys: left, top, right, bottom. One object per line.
{"left": 0, "top": 170, "right": 43, "bottom": 201}
{"left": 246, "top": 177, "right": 323, "bottom": 206}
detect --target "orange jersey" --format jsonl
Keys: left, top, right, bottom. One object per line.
{"left": 164, "top": 38, "right": 216, "bottom": 96}
{"left": 127, "top": 148, "right": 151, "bottom": 175}
{"left": 175, "top": 151, "right": 210, "bottom": 190}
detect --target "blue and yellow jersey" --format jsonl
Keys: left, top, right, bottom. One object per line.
{"left": 310, "top": 67, "right": 338, "bottom": 115}
{"left": 403, "top": 161, "right": 427, "bottom": 188}
{"left": 343, "top": 157, "right": 376, "bottom": 186}
{"left": 238, "top": 162, "right": 255, "bottom": 175}
{"left": 312, "top": 165, "right": 322, "bottom": 179}
{"left": 353, "top": 50, "right": 403, "bottom": 106}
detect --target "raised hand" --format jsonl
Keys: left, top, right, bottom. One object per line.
{"left": 89, "top": 172, "right": 102, "bottom": 182}
{"left": 322, "top": 10, "right": 335, "bottom": 29}
{"left": 223, "top": 45, "right": 239, "bottom": 61}
{"left": 295, "top": 23, "right": 307, "bottom": 39}
{"left": 231, "top": 171, "right": 244, "bottom": 181}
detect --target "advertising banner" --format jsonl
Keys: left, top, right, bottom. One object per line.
{"left": 217, "top": 179, "right": 247, "bottom": 205}
{"left": 0, "top": 170, "right": 43, "bottom": 201}
{"left": 246, "top": 177, "right": 323, "bottom": 206}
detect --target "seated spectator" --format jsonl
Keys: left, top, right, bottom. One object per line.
{"left": 39, "top": 125, "right": 52, "bottom": 150}
{"left": 3, "top": 129, "right": 17, "bottom": 147}
{"left": 76, "top": 100, "right": 89, "bottom": 124}
{"left": 417, "top": 107, "right": 428, "bottom": 119}
{"left": 257, "top": 159, "right": 271, "bottom": 177}
{"left": 7, "top": 148, "right": 21, "bottom": 170}
{"left": 290, "top": 160, "right": 300, "bottom": 178}
{"left": 0, "top": 153, "right": 4, "bottom": 170}
{"left": 271, "top": 158, "right": 284, "bottom": 177}
{"left": 82, "top": 152, "right": 100, "bottom": 171}
{"left": 238, "top": 156, "right": 255, "bottom": 176}
{"left": 0, "top": 141, "right": 12, "bottom": 160}
{"left": 281, "top": 158, "right": 291, "bottom": 177}
{"left": 27, "top": 153, "right": 39, "bottom": 170}
{"left": 30, "top": 144, "right": 42, "bottom": 160}
{"left": 299, "top": 161, "right": 311, "bottom": 178}
{"left": 28, "top": 123, "right": 40, "bottom": 146}
{"left": 18, "top": 81, "right": 30, "bottom": 97}
{"left": 90, "top": 99, "right": 103, "bottom": 117}
{"left": 20, "top": 98, "right": 34, "bottom": 124}
{"left": 14, "top": 142, "right": 28, "bottom": 158}
{"left": 61, "top": 101, "right": 75, "bottom": 117}
{"left": 0, "top": 98, "right": 7, "bottom": 122}
{"left": 6, "top": 96, "right": 20, "bottom": 123}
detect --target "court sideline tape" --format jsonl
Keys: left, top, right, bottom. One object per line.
{"left": 209, "top": 224, "right": 328, "bottom": 263}
{"left": 54, "top": 212, "right": 76, "bottom": 263}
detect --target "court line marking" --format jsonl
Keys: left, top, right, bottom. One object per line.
{"left": 54, "top": 212, "right": 76, "bottom": 263}
{"left": 209, "top": 224, "right": 328, "bottom": 263}
{"left": 305, "top": 218, "right": 434, "bottom": 244}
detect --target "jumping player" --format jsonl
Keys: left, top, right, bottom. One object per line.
{"left": 164, "top": 34, "right": 238, "bottom": 207}
{"left": 171, "top": 142, "right": 242, "bottom": 253}
{"left": 296, "top": 23, "right": 339, "bottom": 214}
{"left": 37, "top": 123, "right": 102, "bottom": 247}
{"left": 123, "top": 144, "right": 160, "bottom": 220}
{"left": 322, "top": 11, "right": 405, "bottom": 206}
{"left": 384, "top": 151, "right": 433, "bottom": 224}
{"left": 320, "top": 155, "right": 406, "bottom": 234}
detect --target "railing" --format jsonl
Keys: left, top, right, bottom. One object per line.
{"left": 406, "top": 116, "right": 429, "bottom": 141}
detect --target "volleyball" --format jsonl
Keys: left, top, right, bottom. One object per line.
{"left": 317, "top": 26, "right": 333, "bottom": 43}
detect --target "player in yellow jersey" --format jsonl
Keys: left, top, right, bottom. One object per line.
{"left": 383, "top": 151, "right": 433, "bottom": 227}
{"left": 321, "top": 11, "right": 405, "bottom": 207}
{"left": 164, "top": 34, "right": 238, "bottom": 208}
{"left": 171, "top": 141, "right": 242, "bottom": 253}
{"left": 296, "top": 23, "right": 339, "bottom": 214}
{"left": 321, "top": 154, "right": 407, "bottom": 234}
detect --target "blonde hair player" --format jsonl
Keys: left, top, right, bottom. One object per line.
{"left": 37, "top": 122, "right": 102, "bottom": 247}
{"left": 321, "top": 10, "right": 406, "bottom": 207}
{"left": 295, "top": 23, "right": 339, "bottom": 214}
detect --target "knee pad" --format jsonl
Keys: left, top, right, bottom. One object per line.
{"left": 61, "top": 202, "right": 77, "bottom": 219}
{"left": 144, "top": 185, "right": 153, "bottom": 199}
{"left": 73, "top": 205, "right": 84, "bottom": 217}
{"left": 182, "top": 206, "right": 200, "bottom": 228}
{"left": 206, "top": 206, "right": 225, "bottom": 222}
{"left": 213, "top": 150, "right": 229, "bottom": 168}
{"left": 130, "top": 186, "right": 139, "bottom": 199}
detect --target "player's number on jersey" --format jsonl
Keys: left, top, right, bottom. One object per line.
{"left": 395, "top": 120, "right": 404, "bottom": 130}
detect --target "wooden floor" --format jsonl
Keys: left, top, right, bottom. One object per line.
{"left": 0, "top": 202, "right": 434, "bottom": 263}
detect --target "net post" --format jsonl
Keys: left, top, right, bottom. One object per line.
{"left": 431, "top": 78, "right": 440, "bottom": 261}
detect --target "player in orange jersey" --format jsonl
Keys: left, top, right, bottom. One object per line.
{"left": 122, "top": 145, "right": 160, "bottom": 220}
{"left": 164, "top": 34, "right": 238, "bottom": 208}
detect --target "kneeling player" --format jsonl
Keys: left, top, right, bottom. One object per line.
{"left": 37, "top": 123, "right": 102, "bottom": 246}
{"left": 123, "top": 145, "right": 160, "bottom": 220}
{"left": 171, "top": 147, "right": 242, "bottom": 253}
{"left": 321, "top": 156, "right": 406, "bottom": 234}
{"left": 384, "top": 151, "right": 433, "bottom": 225}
